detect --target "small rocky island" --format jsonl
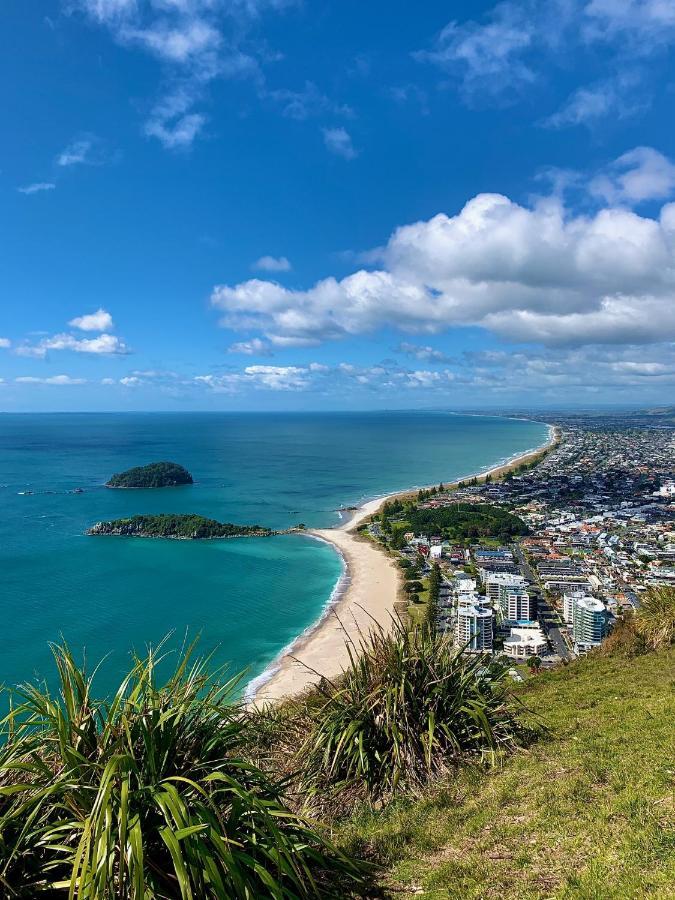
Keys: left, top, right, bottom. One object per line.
{"left": 87, "top": 514, "right": 275, "bottom": 540}
{"left": 106, "top": 462, "right": 193, "bottom": 489}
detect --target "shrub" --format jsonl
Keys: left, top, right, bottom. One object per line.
{"left": 299, "top": 620, "right": 532, "bottom": 800}
{"left": 634, "top": 586, "right": 675, "bottom": 651}
{"left": 0, "top": 641, "right": 365, "bottom": 898}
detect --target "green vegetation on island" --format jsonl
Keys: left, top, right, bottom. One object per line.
{"left": 106, "top": 461, "right": 194, "bottom": 488}
{"left": 87, "top": 513, "right": 274, "bottom": 539}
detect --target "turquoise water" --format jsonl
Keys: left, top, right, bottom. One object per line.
{"left": 0, "top": 412, "right": 548, "bottom": 695}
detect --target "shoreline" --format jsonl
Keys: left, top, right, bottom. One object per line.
{"left": 248, "top": 423, "right": 559, "bottom": 705}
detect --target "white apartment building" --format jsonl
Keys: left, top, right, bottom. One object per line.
{"left": 503, "top": 624, "right": 548, "bottom": 660}
{"left": 569, "top": 595, "right": 609, "bottom": 651}
{"left": 499, "top": 587, "right": 534, "bottom": 622}
{"left": 455, "top": 599, "right": 493, "bottom": 653}
{"left": 485, "top": 572, "right": 527, "bottom": 604}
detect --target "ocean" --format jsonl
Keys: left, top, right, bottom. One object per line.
{"left": 0, "top": 411, "right": 548, "bottom": 696}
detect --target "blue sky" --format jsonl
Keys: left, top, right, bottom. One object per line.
{"left": 2, "top": 0, "right": 675, "bottom": 411}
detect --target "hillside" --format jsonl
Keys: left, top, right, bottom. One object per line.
{"left": 339, "top": 647, "right": 675, "bottom": 898}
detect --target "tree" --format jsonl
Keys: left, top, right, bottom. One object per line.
{"left": 526, "top": 655, "right": 542, "bottom": 674}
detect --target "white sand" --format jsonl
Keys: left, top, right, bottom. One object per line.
{"left": 250, "top": 521, "right": 400, "bottom": 703}
{"left": 249, "top": 426, "right": 559, "bottom": 705}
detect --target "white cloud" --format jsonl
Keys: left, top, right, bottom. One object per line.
{"left": 144, "top": 89, "right": 207, "bottom": 149}
{"left": 195, "top": 364, "right": 310, "bottom": 392}
{"left": 264, "top": 81, "right": 353, "bottom": 121}
{"left": 583, "top": 0, "right": 675, "bottom": 47}
{"left": 544, "top": 71, "right": 645, "bottom": 128}
{"left": 398, "top": 342, "right": 455, "bottom": 363}
{"left": 69, "top": 308, "right": 115, "bottom": 331}
{"left": 590, "top": 146, "right": 675, "bottom": 203}
{"left": 122, "top": 18, "right": 221, "bottom": 64}
{"left": 415, "top": 2, "right": 540, "bottom": 101}
{"left": 15, "top": 375, "right": 87, "bottom": 385}
{"left": 227, "top": 338, "right": 272, "bottom": 354}
{"left": 322, "top": 127, "right": 357, "bottom": 160}
{"left": 17, "top": 332, "right": 129, "bottom": 357}
{"left": 243, "top": 364, "right": 308, "bottom": 389}
{"left": 17, "top": 182, "right": 56, "bottom": 195}
{"left": 418, "top": 0, "right": 675, "bottom": 115}
{"left": 73, "top": 0, "right": 288, "bottom": 150}
{"left": 252, "top": 255, "right": 291, "bottom": 272}
{"left": 0, "top": 338, "right": 10, "bottom": 349}
{"left": 119, "top": 376, "right": 142, "bottom": 386}
{"left": 211, "top": 163, "right": 675, "bottom": 348}
{"left": 57, "top": 137, "right": 95, "bottom": 166}
{"left": 76, "top": 0, "right": 137, "bottom": 24}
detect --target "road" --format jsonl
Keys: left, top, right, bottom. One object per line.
{"left": 513, "top": 545, "right": 574, "bottom": 661}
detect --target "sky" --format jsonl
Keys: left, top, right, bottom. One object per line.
{"left": 2, "top": 0, "right": 675, "bottom": 411}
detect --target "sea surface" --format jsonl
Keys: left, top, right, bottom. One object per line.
{"left": 0, "top": 412, "right": 548, "bottom": 698}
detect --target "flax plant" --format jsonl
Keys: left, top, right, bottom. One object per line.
{"left": 0, "top": 640, "right": 365, "bottom": 899}
{"left": 300, "top": 619, "right": 531, "bottom": 800}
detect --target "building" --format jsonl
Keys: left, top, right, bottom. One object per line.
{"left": 562, "top": 590, "right": 588, "bottom": 625}
{"left": 455, "top": 600, "right": 493, "bottom": 652}
{"left": 499, "top": 586, "right": 534, "bottom": 622}
{"left": 503, "top": 624, "right": 548, "bottom": 660}
{"left": 485, "top": 572, "right": 527, "bottom": 604}
{"left": 570, "top": 595, "right": 610, "bottom": 651}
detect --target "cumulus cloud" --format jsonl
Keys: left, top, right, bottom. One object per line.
{"left": 252, "top": 255, "right": 291, "bottom": 272}
{"left": 69, "top": 308, "right": 115, "bottom": 331}
{"left": 211, "top": 165, "right": 675, "bottom": 348}
{"left": 15, "top": 374, "right": 87, "bottom": 385}
{"left": 322, "top": 127, "right": 357, "bottom": 160}
{"left": 0, "top": 338, "right": 10, "bottom": 349}
{"left": 17, "top": 182, "right": 56, "bottom": 195}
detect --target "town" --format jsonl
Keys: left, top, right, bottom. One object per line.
{"left": 364, "top": 415, "right": 675, "bottom": 670}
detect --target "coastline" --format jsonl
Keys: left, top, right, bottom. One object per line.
{"left": 249, "top": 423, "right": 559, "bottom": 705}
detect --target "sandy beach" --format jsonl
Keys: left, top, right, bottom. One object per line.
{"left": 250, "top": 424, "right": 559, "bottom": 704}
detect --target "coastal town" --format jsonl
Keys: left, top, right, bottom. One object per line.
{"left": 364, "top": 415, "right": 675, "bottom": 668}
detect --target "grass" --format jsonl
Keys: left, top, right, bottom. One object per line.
{"left": 336, "top": 646, "right": 675, "bottom": 898}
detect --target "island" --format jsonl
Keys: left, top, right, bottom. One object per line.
{"left": 87, "top": 514, "right": 275, "bottom": 539}
{"left": 106, "top": 462, "right": 194, "bottom": 489}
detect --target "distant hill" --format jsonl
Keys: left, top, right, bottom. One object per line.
{"left": 106, "top": 461, "right": 193, "bottom": 488}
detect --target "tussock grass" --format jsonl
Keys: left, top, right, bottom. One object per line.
{"left": 295, "top": 620, "right": 534, "bottom": 803}
{"left": 0, "top": 641, "right": 365, "bottom": 899}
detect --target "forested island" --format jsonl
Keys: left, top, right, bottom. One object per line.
{"left": 87, "top": 514, "right": 274, "bottom": 539}
{"left": 106, "top": 462, "right": 193, "bottom": 489}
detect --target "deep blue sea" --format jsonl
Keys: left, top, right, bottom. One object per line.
{"left": 0, "top": 412, "right": 548, "bottom": 697}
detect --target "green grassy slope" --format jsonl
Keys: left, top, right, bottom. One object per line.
{"left": 339, "top": 648, "right": 675, "bottom": 899}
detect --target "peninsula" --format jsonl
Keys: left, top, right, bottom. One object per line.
{"left": 87, "top": 514, "right": 274, "bottom": 539}
{"left": 106, "top": 461, "right": 193, "bottom": 489}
